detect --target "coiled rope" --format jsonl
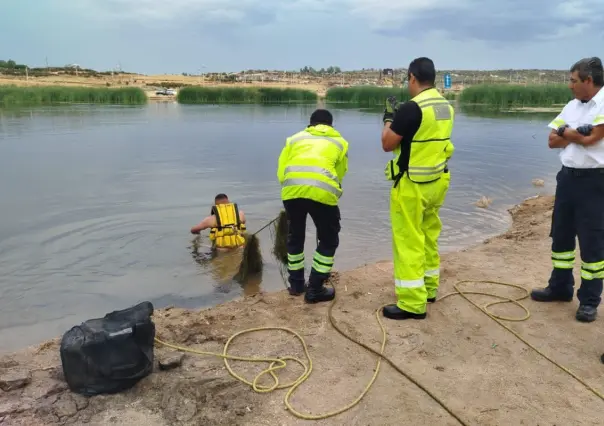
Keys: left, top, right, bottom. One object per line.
{"left": 154, "top": 277, "right": 604, "bottom": 424}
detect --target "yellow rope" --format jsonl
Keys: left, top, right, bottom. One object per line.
{"left": 446, "top": 280, "right": 604, "bottom": 400}
{"left": 153, "top": 303, "right": 388, "bottom": 421}
{"left": 153, "top": 279, "right": 604, "bottom": 424}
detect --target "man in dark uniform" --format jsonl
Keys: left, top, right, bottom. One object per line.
{"left": 530, "top": 57, "right": 604, "bottom": 323}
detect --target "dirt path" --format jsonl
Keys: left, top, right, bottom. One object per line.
{"left": 1, "top": 195, "right": 603, "bottom": 425}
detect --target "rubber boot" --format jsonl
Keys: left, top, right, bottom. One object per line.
{"left": 304, "top": 281, "right": 335, "bottom": 304}
{"left": 576, "top": 305, "right": 597, "bottom": 322}
{"left": 382, "top": 304, "right": 426, "bottom": 320}
{"left": 530, "top": 286, "right": 573, "bottom": 302}
{"left": 288, "top": 280, "right": 307, "bottom": 296}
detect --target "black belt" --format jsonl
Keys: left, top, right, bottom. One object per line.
{"left": 561, "top": 166, "right": 604, "bottom": 176}
{"left": 393, "top": 167, "right": 450, "bottom": 188}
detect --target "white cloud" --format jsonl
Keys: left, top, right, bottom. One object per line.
{"left": 66, "top": 0, "right": 604, "bottom": 44}
{"left": 72, "top": 0, "right": 271, "bottom": 23}
{"left": 347, "top": 0, "right": 471, "bottom": 26}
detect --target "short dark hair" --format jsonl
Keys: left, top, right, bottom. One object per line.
{"left": 407, "top": 57, "right": 436, "bottom": 86}
{"left": 309, "top": 109, "right": 333, "bottom": 126}
{"left": 570, "top": 57, "right": 603, "bottom": 87}
{"left": 214, "top": 193, "right": 228, "bottom": 202}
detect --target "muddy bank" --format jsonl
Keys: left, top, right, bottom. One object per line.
{"left": 1, "top": 195, "right": 604, "bottom": 426}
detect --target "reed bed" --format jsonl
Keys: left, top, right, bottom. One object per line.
{"left": 326, "top": 86, "right": 410, "bottom": 106}
{"left": 458, "top": 84, "right": 571, "bottom": 107}
{"left": 0, "top": 85, "right": 147, "bottom": 107}
{"left": 177, "top": 87, "right": 317, "bottom": 104}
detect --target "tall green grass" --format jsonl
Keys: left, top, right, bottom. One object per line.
{"left": 458, "top": 84, "right": 571, "bottom": 107}
{"left": 177, "top": 87, "right": 317, "bottom": 104}
{"left": 0, "top": 85, "right": 147, "bottom": 107}
{"left": 326, "top": 86, "right": 410, "bottom": 106}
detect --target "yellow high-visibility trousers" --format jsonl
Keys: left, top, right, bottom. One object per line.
{"left": 390, "top": 171, "right": 451, "bottom": 314}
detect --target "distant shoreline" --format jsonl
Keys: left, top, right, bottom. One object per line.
{"left": 0, "top": 76, "right": 570, "bottom": 110}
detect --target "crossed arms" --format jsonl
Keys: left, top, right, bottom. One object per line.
{"left": 549, "top": 125, "right": 604, "bottom": 149}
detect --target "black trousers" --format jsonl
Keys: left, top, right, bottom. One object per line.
{"left": 548, "top": 166, "right": 604, "bottom": 306}
{"left": 283, "top": 198, "right": 341, "bottom": 287}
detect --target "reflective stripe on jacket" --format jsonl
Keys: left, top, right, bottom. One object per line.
{"left": 277, "top": 124, "right": 349, "bottom": 206}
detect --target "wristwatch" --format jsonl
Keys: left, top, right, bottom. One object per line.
{"left": 557, "top": 124, "right": 569, "bottom": 137}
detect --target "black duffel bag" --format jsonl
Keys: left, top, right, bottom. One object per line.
{"left": 59, "top": 301, "right": 156, "bottom": 396}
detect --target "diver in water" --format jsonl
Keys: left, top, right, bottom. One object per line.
{"left": 190, "top": 193, "right": 249, "bottom": 291}
{"left": 190, "top": 193, "right": 247, "bottom": 251}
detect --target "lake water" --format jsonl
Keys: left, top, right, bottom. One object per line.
{"left": 0, "top": 102, "right": 561, "bottom": 352}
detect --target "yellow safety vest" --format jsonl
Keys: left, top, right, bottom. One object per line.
{"left": 208, "top": 203, "right": 246, "bottom": 249}
{"left": 385, "top": 87, "right": 455, "bottom": 185}
{"left": 278, "top": 124, "right": 349, "bottom": 206}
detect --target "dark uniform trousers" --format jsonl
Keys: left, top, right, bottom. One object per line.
{"left": 283, "top": 198, "right": 341, "bottom": 287}
{"left": 549, "top": 166, "right": 604, "bottom": 306}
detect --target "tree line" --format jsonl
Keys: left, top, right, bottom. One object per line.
{"left": 0, "top": 59, "right": 27, "bottom": 70}
{"left": 300, "top": 66, "right": 342, "bottom": 74}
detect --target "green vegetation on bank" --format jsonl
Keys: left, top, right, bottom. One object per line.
{"left": 176, "top": 87, "right": 317, "bottom": 104}
{"left": 458, "top": 84, "right": 571, "bottom": 107}
{"left": 326, "top": 86, "right": 410, "bottom": 106}
{"left": 326, "top": 86, "right": 459, "bottom": 105}
{"left": 326, "top": 84, "right": 569, "bottom": 107}
{"left": 0, "top": 85, "right": 147, "bottom": 107}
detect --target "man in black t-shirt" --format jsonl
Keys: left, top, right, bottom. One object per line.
{"left": 380, "top": 57, "right": 455, "bottom": 320}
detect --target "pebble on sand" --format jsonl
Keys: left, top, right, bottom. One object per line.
{"left": 158, "top": 352, "right": 186, "bottom": 371}
{"left": 0, "top": 368, "right": 32, "bottom": 392}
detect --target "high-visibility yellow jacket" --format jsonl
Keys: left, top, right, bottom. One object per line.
{"left": 277, "top": 124, "right": 349, "bottom": 206}
{"left": 385, "top": 87, "right": 455, "bottom": 185}
{"left": 209, "top": 202, "right": 246, "bottom": 248}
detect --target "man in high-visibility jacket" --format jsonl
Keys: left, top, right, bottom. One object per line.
{"left": 380, "top": 57, "right": 455, "bottom": 320}
{"left": 277, "top": 109, "right": 349, "bottom": 303}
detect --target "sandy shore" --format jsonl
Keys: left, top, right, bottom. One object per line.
{"left": 0, "top": 75, "right": 326, "bottom": 96}
{"left": 1, "top": 195, "right": 604, "bottom": 425}
{"left": 0, "top": 75, "right": 327, "bottom": 103}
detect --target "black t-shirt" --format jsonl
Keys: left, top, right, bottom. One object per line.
{"left": 389, "top": 101, "right": 423, "bottom": 173}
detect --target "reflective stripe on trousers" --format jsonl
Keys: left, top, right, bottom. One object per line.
{"left": 312, "top": 251, "right": 334, "bottom": 274}
{"left": 582, "top": 260, "right": 604, "bottom": 280}
{"left": 552, "top": 250, "right": 575, "bottom": 269}
{"left": 288, "top": 252, "right": 304, "bottom": 271}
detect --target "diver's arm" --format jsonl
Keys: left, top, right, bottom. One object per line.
{"left": 239, "top": 210, "right": 246, "bottom": 224}
{"left": 190, "top": 215, "right": 217, "bottom": 234}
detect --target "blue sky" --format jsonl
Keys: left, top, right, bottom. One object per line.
{"left": 1, "top": 0, "right": 603, "bottom": 74}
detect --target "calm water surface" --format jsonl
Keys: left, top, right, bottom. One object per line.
{"left": 0, "top": 102, "right": 561, "bottom": 351}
